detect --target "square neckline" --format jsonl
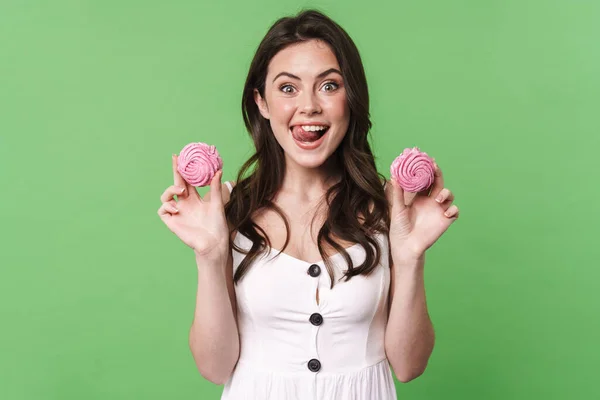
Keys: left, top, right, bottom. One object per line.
{"left": 225, "top": 180, "right": 387, "bottom": 265}
{"left": 233, "top": 231, "right": 365, "bottom": 265}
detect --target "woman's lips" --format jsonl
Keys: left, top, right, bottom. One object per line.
{"left": 290, "top": 125, "right": 329, "bottom": 142}
{"left": 290, "top": 126, "right": 329, "bottom": 150}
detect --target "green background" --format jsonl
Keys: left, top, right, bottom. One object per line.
{"left": 1, "top": 0, "right": 599, "bottom": 399}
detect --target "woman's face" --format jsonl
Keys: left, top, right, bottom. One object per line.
{"left": 254, "top": 39, "right": 350, "bottom": 170}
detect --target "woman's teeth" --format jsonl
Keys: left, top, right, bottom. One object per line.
{"left": 301, "top": 125, "right": 329, "bottom": 132}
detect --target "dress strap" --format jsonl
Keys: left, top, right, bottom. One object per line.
{"left": 224, "top": 180, "right": 233, "bottom": 194}
{"left": 383, "top": 179, "right": 390, "bottom": 191}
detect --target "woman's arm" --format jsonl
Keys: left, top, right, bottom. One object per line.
{"left": 189, "top": 251, "right": 239, "bottom": 385}
{"left": 189, "top": 182, "right": 240, "bottom": 385}
{"left": 384, "top": 253, "right": 435, "bottom": 383}
{"left": 381, "top": 157, "right": 458, "bottom": 383}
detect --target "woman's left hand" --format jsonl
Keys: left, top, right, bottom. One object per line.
{"left": 388, "top": 162, "right": 459, "bottom": 262}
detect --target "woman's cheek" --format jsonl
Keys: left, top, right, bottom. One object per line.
{"left": 282, "top": 101, "right": 297, "bottom": 115}
{"left": 324, "top": 95, "right": 348, "bottom": 117}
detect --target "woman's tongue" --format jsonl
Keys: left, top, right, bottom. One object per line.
{"left": 291, "top": 126, "right": 325, "bottom": 142}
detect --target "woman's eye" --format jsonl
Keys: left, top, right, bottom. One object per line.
{"left": 322, "top": 82, "right": 339, "bottom": 92}
{"left": 280, "top": 85, "right": 295, "bottom": 93}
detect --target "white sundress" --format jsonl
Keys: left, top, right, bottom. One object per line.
{"left": 220, "top": 181, "right": 398, "bottom": 400}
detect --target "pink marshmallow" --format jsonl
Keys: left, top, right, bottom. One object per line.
{"left": 176, "top": 142, "right": 223, "bottom": 187}
{"left": 390, "top": 147, "right": 435, "bottom": 193}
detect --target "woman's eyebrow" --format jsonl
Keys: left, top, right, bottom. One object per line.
{"left": 272, "top": 68, "right": 342, "bottom": 83}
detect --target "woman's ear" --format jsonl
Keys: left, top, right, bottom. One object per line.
{"left": 253, "top": 89, "right": 270, "bottom": 120}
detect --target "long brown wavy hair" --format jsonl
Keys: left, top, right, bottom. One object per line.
{"left": 224, "top": 9, "right": 390, "bottom": 288}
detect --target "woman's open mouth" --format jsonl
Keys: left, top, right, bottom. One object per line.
{"left": 290, "top": 125, "right": 330, "bottom": 150}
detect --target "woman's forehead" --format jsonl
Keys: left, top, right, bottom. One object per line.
{"left": 267, "top": 40, "right": 340, "bottom": 80}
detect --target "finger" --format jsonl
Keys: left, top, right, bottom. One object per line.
{"left": 172, "top": 154, "right": 188, "bottom": 197}
{"left": 444, "top": 204, "right": 459, "bottom": 218}
{"left": 404, "top": 191, "right": 417, "bottom": 206}
{"left": 390, "top": 178, "right": 407, "bottom": 211}
{"left": 209, "top": 170, "right": 224, "bottom": 209}
{"left": 434, "top": 188, "right": 454, "bottom": 204}
{"left": 160, "top": 185, "right": 186, "bottom": 203}
{"left": 157, "top": 201, "right": 179, "bottom": 217}
{"left": 186, "top": 180, "right": 201, "bottom": 201}
{"left": 429, "top": 161, "right": 444, "bottom": 200}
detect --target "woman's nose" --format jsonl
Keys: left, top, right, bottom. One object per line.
{"left": 298, "top": 91, "right": 322, "bottom": 114}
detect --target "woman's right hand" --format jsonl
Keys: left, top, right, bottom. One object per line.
{"left": 158, "top": 154, "right": 230, "bottom": 264}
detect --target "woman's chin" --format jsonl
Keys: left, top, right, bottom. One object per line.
{"left": 286, "top": 148, "right": 331, "bottom": 169}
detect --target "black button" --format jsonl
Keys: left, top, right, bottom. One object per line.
{"left": 307, "top": 358, "right": 321, "bottom": 372}
{"left": 308, "top": 264, "right": 321, "bottom": 277}
{"left": 309, "top": 313, "right": 323, "bottom": 326}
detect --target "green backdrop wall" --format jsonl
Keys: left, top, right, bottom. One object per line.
{"left": 1, "top": 0, "right": 599, "bottom": 399}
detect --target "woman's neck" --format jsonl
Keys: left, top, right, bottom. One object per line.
{"left": 280, "top": 156, "right": 341, "bottom": 199}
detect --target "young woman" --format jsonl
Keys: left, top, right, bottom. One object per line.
{"left": 158, "top": 9, "right": 459, "bottom": 400}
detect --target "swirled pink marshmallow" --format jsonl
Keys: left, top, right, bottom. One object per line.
{"left": 176, "top": 142, "right": 223, "bottom": 187}
{"left": 390, "top": 147, "right": 435, "bottom": 193}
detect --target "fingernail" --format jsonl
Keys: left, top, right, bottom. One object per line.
{"left": 179, "top": 187, "right": 185, "bottom": 193}
{"left": 436, "top": 195, "right": 443, "bottom": 203}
